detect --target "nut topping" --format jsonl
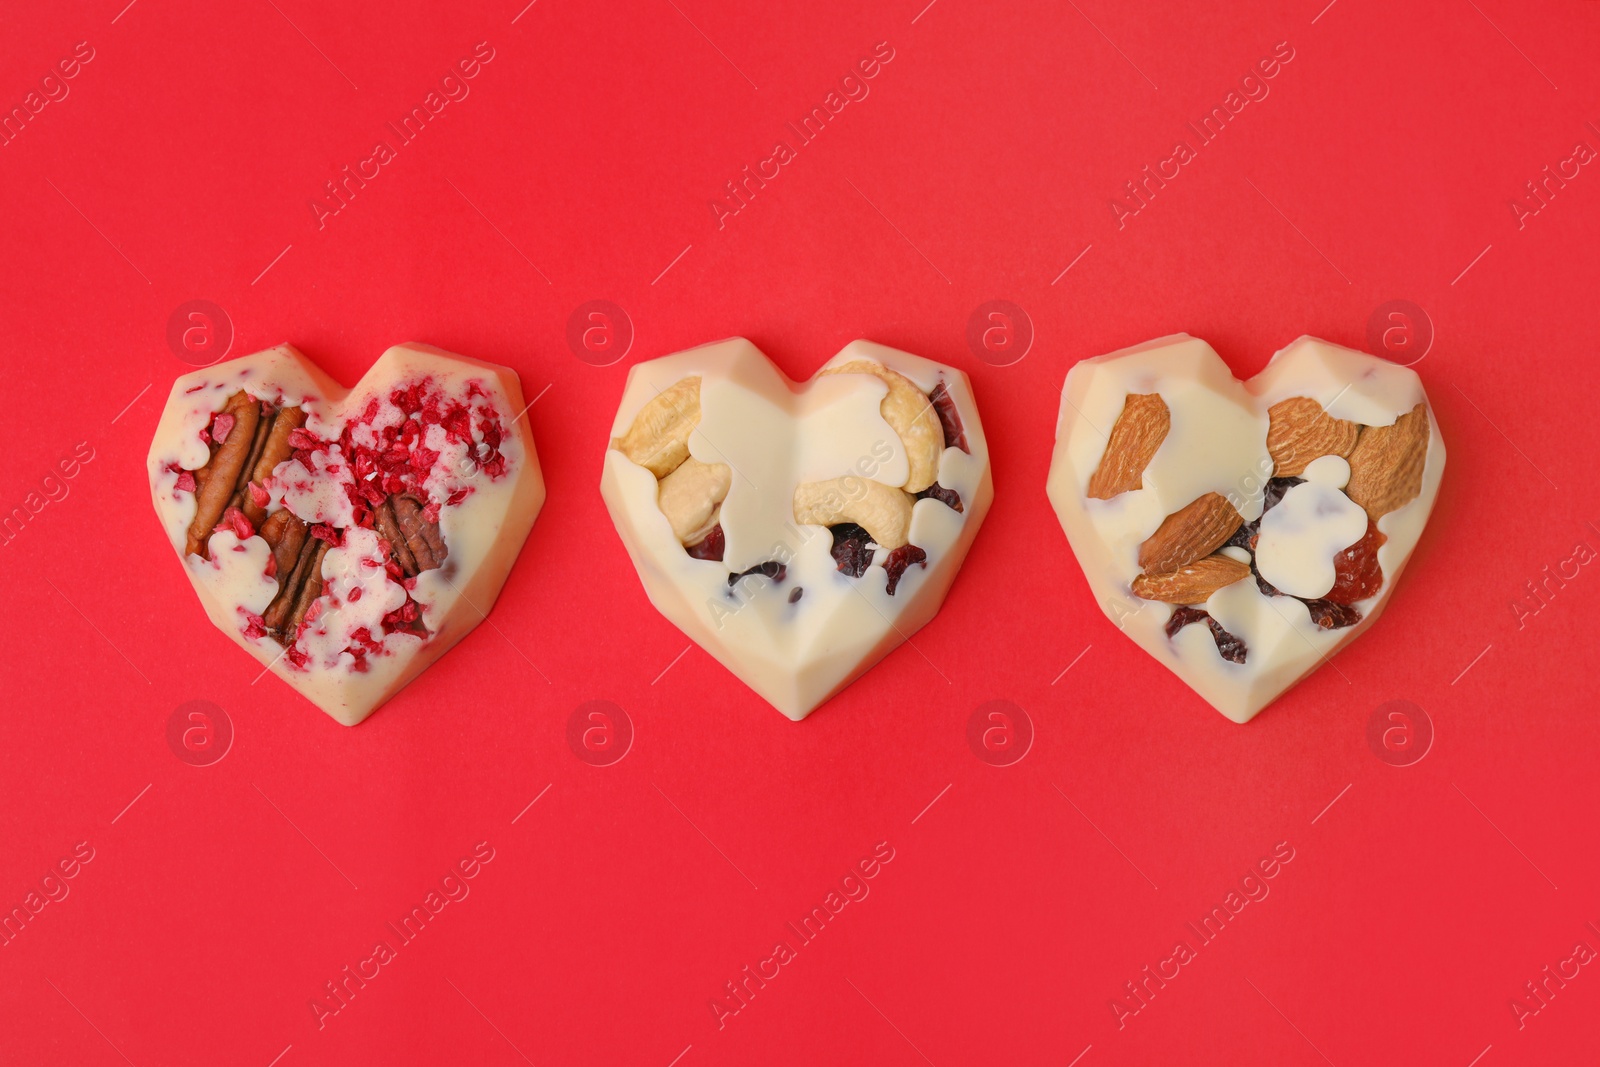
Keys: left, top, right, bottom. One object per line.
{"left": 1088, "top": 392, "right": 1169, "bottom": 499}
{"left": 658, "top": 456, "right": 732, "bottom": 545}
{"left": 821, "top": 360, "right": 945, "bottom": 492}
{"left": 1138, "top": 492, "right": 1244, "bottom": 574}
{"left": 1345, "top": 402, "right": 1429, "bottom": 519}
{"left": 793, "top": 477, "right": 914, "bottom": 550}
{"left": 1265, "top": 396, "right": 1360, "bottom": 478}
{"left": 614, "top": 376, "right": 702, "bottom": 478}
{"left": 1132, "top": 554, "right": 1251, "bottom": 604}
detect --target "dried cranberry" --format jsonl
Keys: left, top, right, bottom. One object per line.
{"left": 1165, "top": 605, "right": 1210, "bottom": 638}
{"left": 685, "top": 525, "right": 725, "bottom": 561}
{"left": 1206, "top": 617, "right": 1248, "bottom": 663}
{"left": 884, "top": 544, "right": 927, "bottom": 595}
{"left": 1326, "top": 520, "right": 1386, "bottom": 604}
{"left": 1302, "top": 600, "right": 1362, "bottom": 629}
{"left": 1164, "top": 606, "right": 1248, "bottom": 663}
{"left": 916, "top": 483, "right": 964, "bottom": 512}
{"left": 728, "top": 561, "right": 786, "bottom": 588}
{"left": 830, "top": 524, "right": 874, "bottom": 578}
{"left": 928, "top": 382, "right": 968, "bottom": 452}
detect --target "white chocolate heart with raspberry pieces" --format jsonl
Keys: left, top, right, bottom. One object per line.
{"left": 147, "top": 343, "right": 545, "bottom": 726}
{"left": 1048, "top": 334, "right": 1445, "bottom": 723}
{"left": 601, "top": 338, "right": 992, "bottom": 721}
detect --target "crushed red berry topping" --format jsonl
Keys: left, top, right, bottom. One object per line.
{"left": 174, "top": 470, "right": 197, "bottom": 493}
{"left": 217, "top": 506, "right": 254, "bottom": 541}
{"left": 211, "top": 412, "right": 236, "bottom": 445}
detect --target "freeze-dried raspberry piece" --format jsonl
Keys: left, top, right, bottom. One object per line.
{"left": 211, "top": 412, "right": 236, "bottom": 445}
{"left": 174, "top": 470, "right": 197, "bottom": 493}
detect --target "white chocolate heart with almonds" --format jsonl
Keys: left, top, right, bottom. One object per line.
{"left": 1048, "top": 335, "right": 1445, "bottom": 723}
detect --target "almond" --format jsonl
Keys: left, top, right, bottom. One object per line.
{"left": 1266, "top": 396, "right": 1360, "bottom": 478}
{"left": 1088, "top": 393, "right": 1169, "bottom": 499}
{"left": 1138, "top": 492, "right": 1244, "bottom": 573}
{"left": 1345, "top": 402, "right": 1430, "bottom": 519}
{"left": 1132, "top": 554, "right": 1251, "bottom": 604}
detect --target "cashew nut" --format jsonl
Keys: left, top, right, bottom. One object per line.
{"left": 657, "top": 456, "right": 732, "bottom": 544}
{"left": 614, "top": 376, "right": 702, "bottom": 477}
{"left": 821, "top": 360, "right": 944, "bottom": 493}
{"left": 793, "top": 477, "right": 914, "bottom": 549}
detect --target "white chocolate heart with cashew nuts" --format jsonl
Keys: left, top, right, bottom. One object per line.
{"left": 1048, "top": 335, "right": 1446, "bottom": 723}
{"left": 602, "top": 338, "right": 992, "bottom": 720}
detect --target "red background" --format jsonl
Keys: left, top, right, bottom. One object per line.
{"left": 2, "top": 0, "right": 1598, "bottom": 1064}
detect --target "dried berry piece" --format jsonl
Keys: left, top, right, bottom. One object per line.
{"left": 685, "top": 524, "right": 725, "bottom": 562}
{"left": 916, "top": 483, "right": 964, "bottom": 512}
{"left": 788, "top": 587, "right": 804, "bottom": 604}
{"left": 1206, "top": 617, "right": 1248, "bottom": 663}
{"left": 1163, "top": 606, "right": 1247, "bottom": 664}
{"left": 1326, "top": 520, "right": 1386, "bottom": 603}
{"left": 928, "top": 381, "right": 969, "bottom": 452}
{"left": 830, "top": 523, "right": 875, "bottom": 578}
{"left": 1301, "top": 600, "right": 1362, "bottom": 629}
{"left": 728, "top": 561, "right": 786, "bottom": 588}
{"left": 884, "top": 544, "right": 926, "bottom": 595}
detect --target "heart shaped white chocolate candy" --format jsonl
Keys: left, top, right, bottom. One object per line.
{"left": 1048, "top": 334, "right": 1444, "bottom": 723}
